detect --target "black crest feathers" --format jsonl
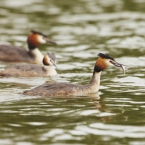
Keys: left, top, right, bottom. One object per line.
{"left": 98, "top": 53, "right": 114, "bottom": 60}
{"left": 31, "top": 30, "right": 47, "bottom": 38}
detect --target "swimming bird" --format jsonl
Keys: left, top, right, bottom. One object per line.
{"left": 0, "top": 30, "right": 57, "bottom": 64}
{"left": 0, "top": 52, "right": 57, "bottom": 77}
{"left": 23, "top": 53, "right": 125, "bottom": 97}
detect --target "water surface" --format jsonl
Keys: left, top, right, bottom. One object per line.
{"left": 0, "top": 0, "right": 145, "bottom": 144}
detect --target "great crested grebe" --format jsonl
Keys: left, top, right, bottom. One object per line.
{"left": 23, "top": 53, "right": 126, "bottom": 97}
{"left": 0, "top": 30, "right": 57, "bottom": 64}
{"left": 0, "top": 52, "right": 57, "bottom": 77}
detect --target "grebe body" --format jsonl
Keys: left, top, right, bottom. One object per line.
{"left": 23, "top": 53, "right": 125, "bottom": 97}
{"left": 0, "top": 52, "right": 57, "bottom": 77}
{"left": 0, "top": 30, "right": 56, "bottom": 64}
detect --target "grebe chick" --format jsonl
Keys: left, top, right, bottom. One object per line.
{"left": 0, "top": 52, "right": 57, "bottom": 77}
{"left": 23, "top": 53, "right": 126, "bottom": 97}
{"left": 0, "top": 30, "right": 57, "bottom": 64}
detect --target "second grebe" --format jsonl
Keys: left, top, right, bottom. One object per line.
{"left": 0, "top": 52, "right": 57, "bottom": 77}
{"left": 23, "top": 53, "right": 125, "bottom": 97}
{"left": 0, "top": 30, "right": 57, "bottom": 64}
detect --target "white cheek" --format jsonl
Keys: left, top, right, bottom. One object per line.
{"left": 37, "top": 35, "right": 46, "bottom": 44}
{"left": 46, "top": 57, "right": 51, "bottom": 64}
{"left": 105, "top": 59, "right": 113, "bottom": 66}
{"left": 46, "top": 57, "right": 53, "bottom": 65}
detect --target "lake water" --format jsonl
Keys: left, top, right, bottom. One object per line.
{"left": 0, "top": 0, "right": 145, "bottom": 144}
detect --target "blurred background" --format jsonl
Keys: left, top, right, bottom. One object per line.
{"left": 0, "top": 0, "right": 145, "bottom": 145}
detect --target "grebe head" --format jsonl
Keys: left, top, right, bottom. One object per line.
{"left": 43, "top": 52, "right": 57, "bottom": 68}
{"left": 94, "top": 53, "right": 124, "bottom": 72}
{"left": 27, "top": 30, "right": 57, "bottom": 50}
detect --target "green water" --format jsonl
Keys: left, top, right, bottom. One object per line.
{"left": 0, "top": 0, "right": 145, "bottom": 144}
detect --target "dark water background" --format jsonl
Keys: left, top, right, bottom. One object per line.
{"left": 0, "top": 0, "right": 145, "bottom": 144}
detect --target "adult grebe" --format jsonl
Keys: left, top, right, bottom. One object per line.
{"left": 23, "top": 53, "right": 125, "bottom": 97}
{"left": 0, "top": 52, "right": 57, "bottom": 77}
{"left": 0, "top": 30, "right": 57, "bottom": 64}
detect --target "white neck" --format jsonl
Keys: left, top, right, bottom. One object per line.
{"left": 29, "top": 48, "right": 44, "bottom": 64}
{"left": 88, "top": 71, "right": 101, "bottom": 92}
{"left": 43, "top": 65, "right": 57, "bottom": 76}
